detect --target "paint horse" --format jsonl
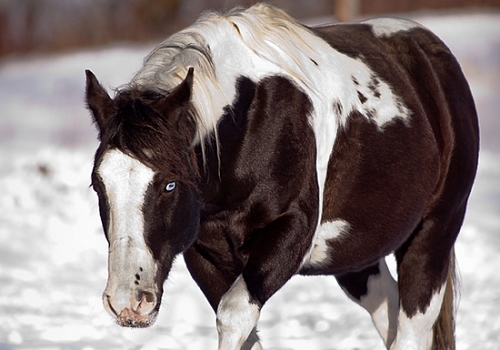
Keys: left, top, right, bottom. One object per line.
{"left": 85, "top": 4, "right": 478, "bottom": 350}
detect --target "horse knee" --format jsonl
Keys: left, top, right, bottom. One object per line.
{"left": 216, "top": 276, "right": 261, "bottom": 350}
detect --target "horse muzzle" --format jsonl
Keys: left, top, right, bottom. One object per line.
{"left": 103, "top": 288, "right": 159, "bottom": 328}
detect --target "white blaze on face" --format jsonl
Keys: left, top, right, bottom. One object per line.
{"left": 98, "top": 149, "right": 159, "bottom": 318}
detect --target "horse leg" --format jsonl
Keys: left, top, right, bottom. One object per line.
{"left": 216, "top": 275, "right": 263, "bottom": 350}
{"left": 336, "top": 258, "right": 399, "bottom": 348}
{"left": 391, "top": 215, "right": 461, "bottom": 350}
{"left": 183, "top": 247, "right": 263, "bottom": 350}
{"left": 216, "top": 214, "right": 315, "bottom": 350}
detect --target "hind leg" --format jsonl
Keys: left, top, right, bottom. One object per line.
{"left": 390, "top": 286, "right": 447, "bottom": 350}
{"left": 391, "top": 217, "right": 459, "bottom": 350}
{"left": 336, "top": 258, "right": 399, "bottom": 348}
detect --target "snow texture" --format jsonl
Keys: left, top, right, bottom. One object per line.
{"left": 0, "top": 11, "right": 499, "bottom": 350}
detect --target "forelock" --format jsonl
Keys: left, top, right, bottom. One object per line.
{"left": 98, "top": 91, "right": 198, "bottom": 182}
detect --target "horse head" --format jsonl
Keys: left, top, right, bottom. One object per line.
{"left": 85, "top": 68, "right": 200, "bottom": 327}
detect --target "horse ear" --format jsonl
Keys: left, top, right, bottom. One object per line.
{"left": 170, "top": 67, "right": 194, "bottom": 104}
{"left": 85, "top": 70, "right": 114, "bottom": 136}
{"left": 154, "top": 67, "right": 194, "bottom": 116}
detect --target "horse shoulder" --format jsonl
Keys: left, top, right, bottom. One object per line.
{"left": 194, "top": 74, "right": 320, "bottom": 272}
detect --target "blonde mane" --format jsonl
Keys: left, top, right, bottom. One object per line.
{"left": 125, "top": 3, "right": 411, "bottom": 195}
{"left": 128, "top": 4, "right": 326, "bottom": 143}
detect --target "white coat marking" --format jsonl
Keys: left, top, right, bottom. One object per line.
{"left": 343, "top": 258, "right": 399, "bottom": 347}
{"left": 98, "top": 149, "right": 159, "bottom": 315}
{"left": 365, "top": 17, "right": 420, "bottom": 38}
{"left": 216, "top": 276, "right": 261, "bottom": 350}
{"left": 301, "top": 219, "right": 351, "bottom": 268}
{"left": 390, "top": 286, "right": 446, "bottom": 350}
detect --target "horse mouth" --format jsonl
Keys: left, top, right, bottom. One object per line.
{"left": 104, "top": 293, "right": 159, "bottom": 328}
{"left": 114, "top": 307, "right": 158, "bottom": 328}
{"left": 116, "top": 308, "right": 158, "bottom": 328}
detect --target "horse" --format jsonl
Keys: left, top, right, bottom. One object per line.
{"left": 85, "top": 4, "right": 479, "bottom": 350}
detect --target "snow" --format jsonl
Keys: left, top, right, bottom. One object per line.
{"left": 1, "top": 11, "right": 499, "bottom": 350}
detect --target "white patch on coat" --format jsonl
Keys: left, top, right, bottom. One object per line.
{"left": 216, "top": 276, "right": 261, "bottom": 350}
{"left": 390, "top": 286, "right": 446, "bottom": 350}
{"left": 301, "top": 219, "right": 351, "bottom": 267}
{"left": 98, "top": 149, "right": 159, "bottom": 317}
{"left": 364, "top": 17, "right": 420, "bottom": 37}
{"left": 349, "top": 61, "right": 412, "bottom": 129}
{"left": 341, "top": 258, "right": 399, "bottom": 347}
{"left": 224, "top": 6, "right": 411, "bottom": 212}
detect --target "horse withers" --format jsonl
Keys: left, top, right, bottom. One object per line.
{"left": 85, "top": 4, "right": 479, "bottom": 350}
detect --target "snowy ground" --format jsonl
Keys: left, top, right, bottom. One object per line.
{"left": 0, "top": 10, "right": 499, "bottom": 350}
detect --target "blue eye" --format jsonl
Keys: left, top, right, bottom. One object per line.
{"left": 165, "top": 182, "right": 176, "bottom": 192}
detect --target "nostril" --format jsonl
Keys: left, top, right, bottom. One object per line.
{"left": 141, "top": 291, "right": 155, "bottom": 303}
{"left": 136, "top": 290, "right": 156, "bottom": 314}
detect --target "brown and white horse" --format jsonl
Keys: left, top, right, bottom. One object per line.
{"left": 85, "top": 4, "right": 479, "bottom": 350}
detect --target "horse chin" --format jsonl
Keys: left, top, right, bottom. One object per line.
{"left": 116, "top": 308, "right": 159, "bottom": 328}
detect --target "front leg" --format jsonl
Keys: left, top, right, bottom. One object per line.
{"left": 217, "top": 276, "right": 262, "bottom": 350}
{"left": 217, "top": 213, "right": 316, "bottom": 350}
{"left": 184, "top": 246, "right": 263, "bottom": 350}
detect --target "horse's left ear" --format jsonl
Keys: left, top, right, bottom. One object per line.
{"left": 154, "top": 67, "right": 194, "bottom": 115}
{"left": 170, "top": 67, "right": 194, "bottom": 105}
{"left": 85, "top": 70, "right": 115, "bottom": 137}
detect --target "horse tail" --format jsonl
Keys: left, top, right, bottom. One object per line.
{"left": 432, "top": 248, "right": 459, "bottom": 350}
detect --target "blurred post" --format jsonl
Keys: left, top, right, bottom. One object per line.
{"left": 335, "top": 0, "right": 360, "bottom": 22}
